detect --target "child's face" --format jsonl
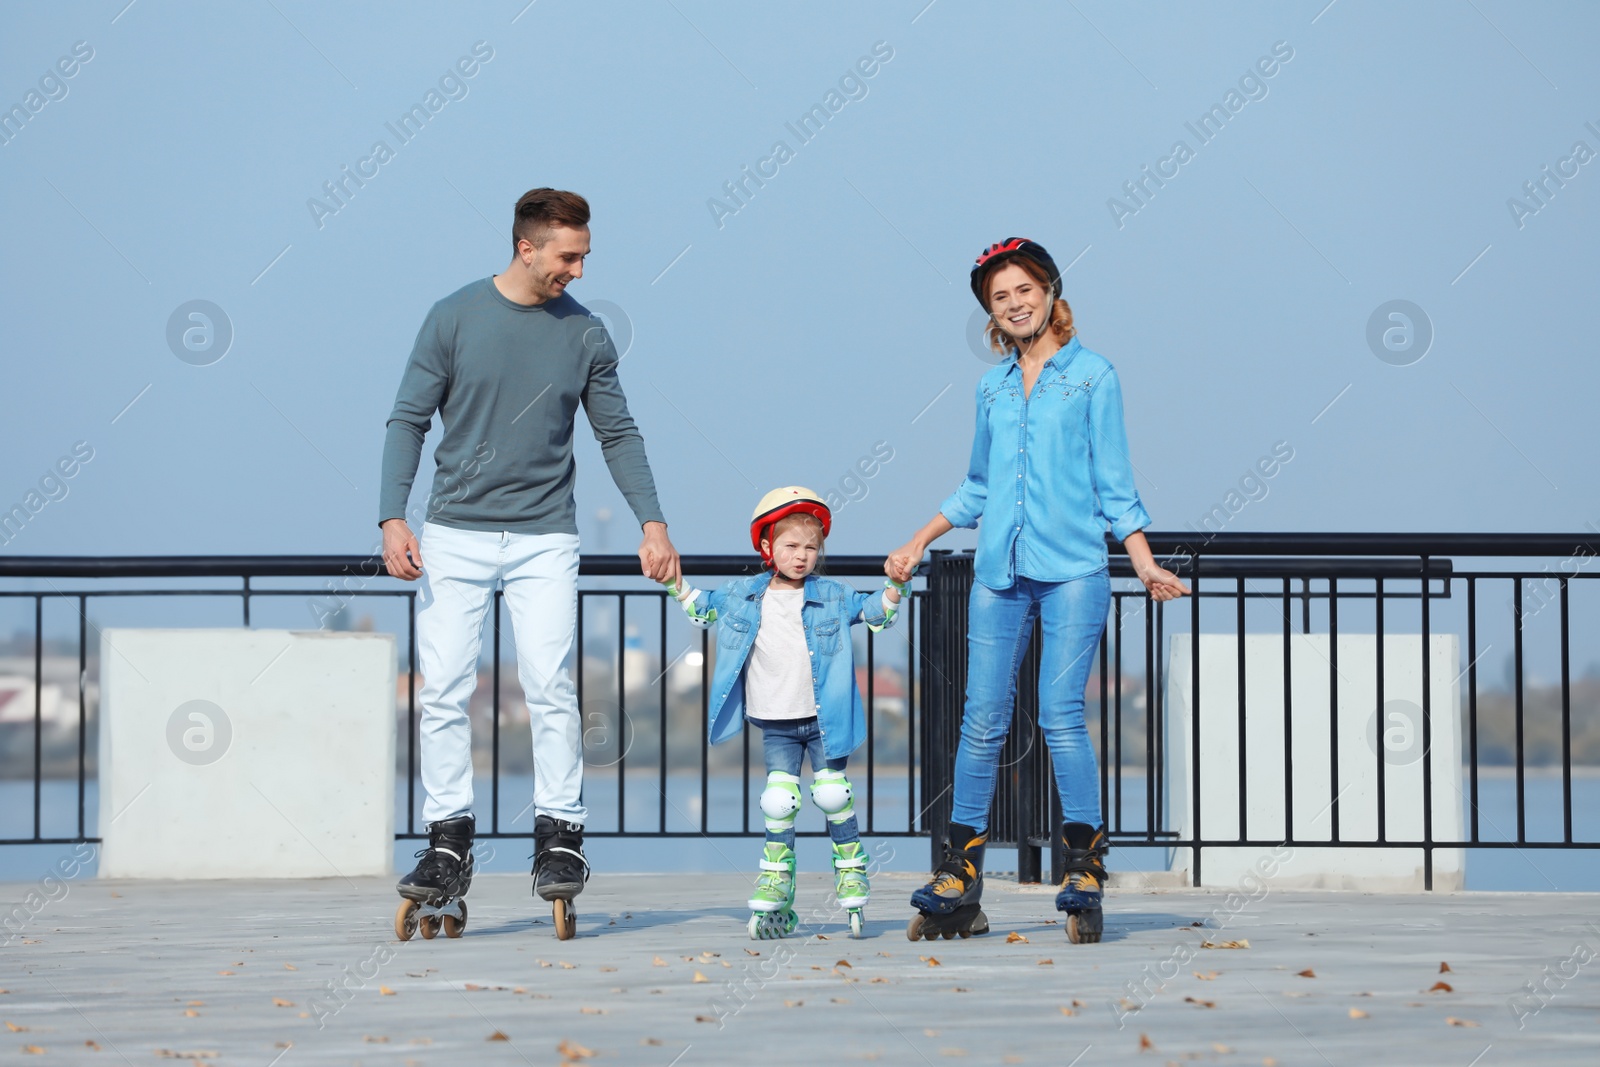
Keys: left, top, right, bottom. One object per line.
{"left": 765, "top": 526, "right": 821, "bottom": 581}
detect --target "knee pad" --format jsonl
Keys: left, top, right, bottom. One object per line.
{"left": 759, "top": 772, "right": 803, "bottom": 832}
{"left": 810, "top": 769, "right": 855, "bottom": 824}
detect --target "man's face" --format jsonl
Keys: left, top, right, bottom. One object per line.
{"left": 524, "top": 224, "right": 590, "bottom": 301}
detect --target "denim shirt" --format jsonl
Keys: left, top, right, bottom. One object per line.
{"left": 690, "top": 573, "right": 893, "bottom": 760}
{"left": 939, "top": 337, "right": 1152, "bottom": 590}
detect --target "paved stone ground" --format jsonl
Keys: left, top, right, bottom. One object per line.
{"left": 3, "top": 871, "right": 1598, "bottom": 1066}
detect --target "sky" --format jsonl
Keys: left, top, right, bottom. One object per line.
{"left": 3, "top": 0, "right": 1599, "bottom": 566}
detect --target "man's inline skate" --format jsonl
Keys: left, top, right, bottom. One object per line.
{"left": 1055, "top": 822, "right": 1109, "bottom": 944}
{"left": 907, "top": 822, "right": 990, "bottom": 940}
{"left": 532, "top": 814, "right": 589, "bottom": 940}
{"left": 833, "top": 840, "right": 870, "bottom": 938}
{"left": 747, "top": 842, "right": 800, "bottom": 939}
{"left": 394, "top": 814, "right": 474, "bottom": 940}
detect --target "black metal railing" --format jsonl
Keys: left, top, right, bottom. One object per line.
{"left": 4, "top": 533, "right": 1598, "bottom": 889}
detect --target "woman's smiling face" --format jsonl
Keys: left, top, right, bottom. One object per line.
{"left": 986, "top": 262, "right": 1052, "bottom": 342}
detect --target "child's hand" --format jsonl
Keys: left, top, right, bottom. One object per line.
{"left": 884, "top": 541, "right": 922, "bottom": 584}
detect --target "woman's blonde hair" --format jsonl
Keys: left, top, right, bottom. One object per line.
{"left": 985, "top": 257, "right": 1076, "bottom": 355}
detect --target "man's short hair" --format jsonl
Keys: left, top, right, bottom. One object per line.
{"left": 513, "top": 188, "right": 590, "bottom": 252}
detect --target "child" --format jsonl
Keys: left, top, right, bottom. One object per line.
{"left": 665, "top": 486, "right": 908, "bottom": 939}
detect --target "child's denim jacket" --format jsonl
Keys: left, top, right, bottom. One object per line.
{"left": 687, "top": 573, "right": 896, "bottom": 760}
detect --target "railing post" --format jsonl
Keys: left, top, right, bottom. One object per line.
{"left": 920, "top": 550, "right": 969, "bottom": 871}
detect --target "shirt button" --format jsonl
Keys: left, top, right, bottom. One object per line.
{"left": 809, "top": 650, "right": 815, "bottom": 656}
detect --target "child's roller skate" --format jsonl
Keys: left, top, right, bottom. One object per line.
{"left": 747, "top": 842, "right": 799, "bottom": 939}
{"left": 1055, "top": 822, "right": 1109, "bottom": 944}
{"left": 532, "top": 814, "right": 589, "bottom": 940}
{"left": 833, "top": 840, "right": 870, "bottom": 938}
{"left": 394, "top": 814, "right": 474, "bottom": 941}
{"left": 907, "top": 823, "right": 989, "bottom": 941}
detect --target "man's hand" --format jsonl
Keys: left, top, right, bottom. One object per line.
{"left": 381, "top": 518, "right": 424, "bottom": 581}
{"left": 639, "top": 521, "right": 681, "bottom": 587}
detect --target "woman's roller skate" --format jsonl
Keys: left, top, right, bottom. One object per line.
{"left": 907, "top": 823, "right": 990, "bottom": 941}
{"left": 1055, "top": 822, "right": 1109, "bottom": 944}
{"left": 833, "top": 840, "right": 870, "bottom": 938}
{"left": 747, "top": 842, "right": 799, "bottom": 939}
{"left": 394, "top": 814, "right": 474, "bottom": 941}
{"left": 532, "top": 814, "right": 589, "bottom": 940}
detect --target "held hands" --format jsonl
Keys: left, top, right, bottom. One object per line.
{"left": 884, "top": 540, "right": 923, "bottom": 585}
{"left": 639, "top": 521, "right": 682, "bottom": 587}
{"left": 1136, "top": 561, "right": 1190, "bottom": 603}
{"left": 381, "top": 519, "right": 423, "bottom": 581}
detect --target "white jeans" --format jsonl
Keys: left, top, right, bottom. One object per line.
{"left": 415, "top": 522, "right": 586, "bottom": 825}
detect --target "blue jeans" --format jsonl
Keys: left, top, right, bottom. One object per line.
{"left": 951, "top": 570, "right": 1110, "bottom": 831}
{"left": 756, "top": 717, "right": 857, "bottom": 849}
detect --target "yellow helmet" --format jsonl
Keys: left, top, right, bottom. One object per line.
{"left": 749, "top": 486, "right": 831, "bottom": 565}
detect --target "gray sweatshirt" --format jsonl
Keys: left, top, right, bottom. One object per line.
{"left": 379, "top": 278, "right": 665, "bottom": 533}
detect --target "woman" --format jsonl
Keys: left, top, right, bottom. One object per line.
{"left": 887, "top": 238, "right": 1188, "bottom": 944}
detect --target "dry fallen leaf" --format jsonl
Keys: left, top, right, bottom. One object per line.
{"left": 558, "top": 1039, "right": 596, "bottom": 1059}
{"left": 784, "top": 999, "right": 803, "bottom": 1008}
{"left": 1193, "top": 971, "right": 1219, "bottom": 980}
{"left": 923, "top": 1029, "right": 940, "bottom": 1037}
{"left": 1428, "top": 981, "right": 1454, "bottom": 993}
{"left": 869, "top": 977, "right": 890, "bottom": 984}
{"left": 1138, "top": 1032, "right": 1154, "bottom": 1051}
{"left": 1073, "top": 999, "right": 1085, "bottom": 1007}
{"left": 272, "top": 998, "right": 293, "bottom": 1007}
{"left": 1439, "top": 961, "right": 1453, "bottom": 973}
{"left": 692, "top": 971, "right": 710, "bottom": 984}
{"left": 487, "top": 1030, "right": 509, "bottom": 1041}
{"left": 6, "top": 1023, "right": 28, "bottom": 1032}
{"left": 1200, "top": 939, "right": 1249, "bottom": 950}
{"left": 187, "top": 1001, "right": 203, "bottom": 1007}
{"left": 465, "top": 983, "right": 485, "bottom": 991}
{"left": 1349, "top": 1008, "right": 1369, "bottom": 1019}
{"left": 22, "top": 1046, "right": 44, "bottom": 1055}
{"left": 1297, "top": 969, "right": 1316, "bottom": 978}
{"left": 694, "top": 1015, "right": 717, "bottom": 1023}
{"left": 1038, "top": 959, "right": 1054, "bottom": 966}
{"left": 653, "top": 956, "right": 668, "bottom": 967}
{"left": 744, "top": 949, "right": 760, "bottom": 956}
{"left": 362, "top": 1036, "right": 389, "bottom": 1043}
{"left": 1446, "top": 1017, "right": 1480, "bottom": 1028}
{"left": 920, "top": 956, "right": 942, "bottom": 967}
{"left": 183, "top": 1009, "right": 199, "bottom": 1017}
{"left": 835, "top": 959, "right": 852, "bottom": 968}
{"left": 641, "top": 1038, "right": 663, "bottom": 1046}
{"left": 1184, "top": 996, "right": 1216, "bottom": 1009}
{"left": 283, "top": 964, "right": 297, "bottom": 971}
{"left": 513, "top": 987, "right": 528, "bottom": 995}
{"left": 579, "top": 1007, "right": 604, "bottom": 1015}
{"left": 558, "top": 962, "right": 576, "bottom": 970}
{"left": 379, "top": 986, "right": 396, "bottom": 996}
{"left": 1059, "top": 1006, "right": 1076, "bottom": 1016}
{"left": 1211, "top": 1044, "right": 1232, "bottom": 1054}
{"left": 217, "top": 970, "right": 235, "bottom": 976}
{"left": 599, "top": 966, "right": 617, "bottom": 973}
{"left": 1005, "top": 931, "right": 1029, "bottom": 943}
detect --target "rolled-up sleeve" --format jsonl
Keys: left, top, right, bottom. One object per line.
{"left": 1088, "top": 367, "right": 1151, "bottom": 542}
{"left": 938, "top": 380, "right": 991, "bottom": 529}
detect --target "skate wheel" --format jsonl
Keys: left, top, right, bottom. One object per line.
{"left": 394, "top": 899, "right": 420, "bottom": 942}
{"left": 554, "top": 897, "right": 576, "bottom": 941}
{"left": 849, "top": 911, "right": 864, "bottom": 939}
{"left": 906, "top": 914, "right": 926, "bottom": 942}
{"left": 958, "top": 929, "right": 973, "bottom": 938}
{"left": 1066, "top": 911, "right": 1103, "bottom": 945}
{"left": 748, "top": 914, "right": 762, "bottom": 940}
{"left": 443, "top": 900, "right": 467, "bottom": 939}
{"left": 941, "top": 929, "right": 955, "bottom": 940}
{"left": 419, "top": 914, "right": 440, "bottom": 940}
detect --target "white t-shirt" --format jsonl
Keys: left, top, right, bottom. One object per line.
{"left": 744, "top": 587, "right": 816, "bottom": 721}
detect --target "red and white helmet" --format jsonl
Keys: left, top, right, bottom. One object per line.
{"left": 749, "top": 486, "right": 831, "bottom": 566}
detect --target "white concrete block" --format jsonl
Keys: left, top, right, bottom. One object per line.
{"left": 1164, "top": 634, "right": 1463, "bottom": 891}
{"left": 98, "top": 629, "right": 396, "bottom": 879}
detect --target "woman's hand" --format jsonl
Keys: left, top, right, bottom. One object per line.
{"left": 1136, "top": 562, "right": 1189, "bottom": 602}
{"left": 884, "top": 540, "right": 923, "bottom": 584}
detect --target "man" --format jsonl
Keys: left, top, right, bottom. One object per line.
{"left": 380, "top": 187, "right": 680, "bottom": 933}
